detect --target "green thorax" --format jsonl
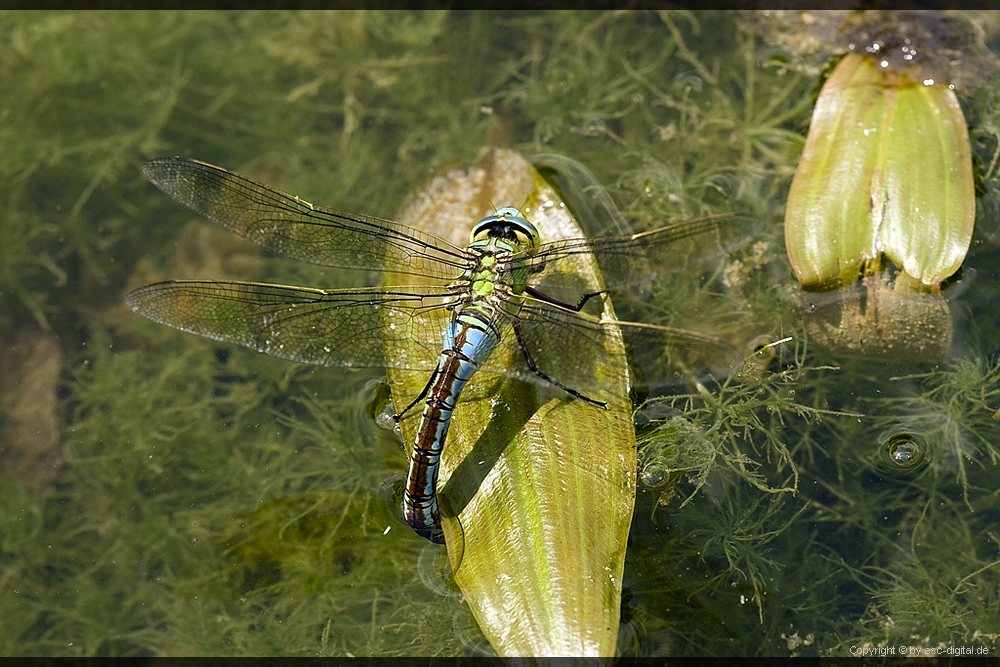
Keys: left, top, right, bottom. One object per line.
{"left": 463, "top": 207, "right": 539, "bottom": 302}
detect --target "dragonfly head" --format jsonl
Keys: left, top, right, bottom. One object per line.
{"left": 470, "top": 207, "right": 541, "bottom": 251}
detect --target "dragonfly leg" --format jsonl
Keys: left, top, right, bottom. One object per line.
{"left": 394, "top": 369, "right": 437, "bottom": 422}
{"left": 511, "top": 320, "right": 607, "bottom": 409}
{"left": 525, "top": 285, "right": 607, "bottom": 312}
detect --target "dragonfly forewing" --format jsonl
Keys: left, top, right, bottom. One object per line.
{"left": 521, "top": 213, "right": 762, "bottom": 300}
{"left": 143, "top": 158, "right": 471, "bottom": 280}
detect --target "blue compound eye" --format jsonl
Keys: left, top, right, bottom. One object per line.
{"left": 469, "top": 208, "right": 540, "bottom": 249}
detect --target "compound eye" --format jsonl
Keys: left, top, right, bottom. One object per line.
{"left": 513, "top": 227, "right": 536, "bottom": 248}
{"left": 469, "top": 214, "right": 498, "bottom": 244}
{"left": 512, "top": 219, "right": 541, "bottom": 249}
{"left": 495, "top": 208, "right": 540, "bottom": 248}
{"left": 469, "top": 208, "right": 541, "bottom": 248}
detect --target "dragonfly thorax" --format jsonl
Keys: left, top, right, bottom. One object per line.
{"left": 469, "top": 207, "right": 541, "bottom": 251}
{"left": 459, "top": 245, "right": 517, "bottom": 300}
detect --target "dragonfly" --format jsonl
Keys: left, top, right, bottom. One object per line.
{"left": 126, "top": 157, "right": 758, "bottom": 544}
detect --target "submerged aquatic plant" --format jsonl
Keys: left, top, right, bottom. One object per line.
{"left": 629, "top": 351, "right": 1000, "bottom": 656}
{"left": 868, "top": 357, "right": 1000, "bottom": 501}
{"left": 635, "top": 345, "right": 854, "bottom": 625}
{"left": 639, "top": 348, "right": 845, "bottom": 500}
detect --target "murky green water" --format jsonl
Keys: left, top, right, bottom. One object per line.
{"left": 1, "top": 10, "right": 999, "bottom": 657}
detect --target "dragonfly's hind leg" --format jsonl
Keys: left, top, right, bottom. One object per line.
{"left": 394, "top": 370, "right": 437, "bottom": 422}
{"left": 511, "top": 320, "right": 607, "bottom": 409}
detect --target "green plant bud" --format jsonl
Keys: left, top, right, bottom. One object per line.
{"left": 785, "top": 52, "right": 974, "bottom": 290}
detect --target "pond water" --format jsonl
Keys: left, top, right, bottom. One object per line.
{"left": 1, "top": 10, "right": 999, "bottom": 657}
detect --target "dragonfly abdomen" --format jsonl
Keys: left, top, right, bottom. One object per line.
{"left": 403, "top": 309, "right": 502, "bottom": 544}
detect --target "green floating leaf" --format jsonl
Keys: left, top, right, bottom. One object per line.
{"left": 785, "top": 53, "right": 974, "bottom": 361}
{"left": 881, "top": 75, "right": 974, "bottom": 285}
{"left": 382, "top": 148, "right": 635, "bottom": 657}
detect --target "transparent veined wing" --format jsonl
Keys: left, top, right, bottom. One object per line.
{"left": 125, "top": 280, "right": 458, "bottom": 371}
{"left": 487, "top": 292, "right": 745, "bottom": 404}
{"left": 520, "top": 213, "right": 762, "bottom": 303}
{"left": 125, "top": 278, "right": 742, "bottom": 404}
{"left": 143, "top": 158, "right": 471, "bottom": 280}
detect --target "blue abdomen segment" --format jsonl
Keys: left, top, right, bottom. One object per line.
{"left": 403, "top": 310, "right": 500, "bottom": 543}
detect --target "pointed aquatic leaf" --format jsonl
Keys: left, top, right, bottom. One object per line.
{"left": 785, "top": 53, "right": 973, "bottom": 361}
{"left": 785, "top": 54, "right": 885, "bottom": 289}
{"left": 382, "top": 148, "right": 635, "bottom": 657}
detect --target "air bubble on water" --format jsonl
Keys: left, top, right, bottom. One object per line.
{"left": 888, "top": 438, "right": 920, "bottom": 467}
{"left": 641, "top": 461, "right": 668, "bottom": 488}
{"left": 874, "top": 429, "right": 929, "bottom": 479}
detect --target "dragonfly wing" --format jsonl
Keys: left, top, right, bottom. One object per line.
{"left": 530, "top": 153, "right": 634, "bottom": 237}
{"left": 497, "top": 295, "right": 745, "bottom": 400}
{"left": 613, "top": 319, "right": 745, "bottom": 391}
{"left": 125, "top": 280, "right": 454, "bottom": 371}
{"left": 143, "top": 158, "right": 470, "bottom": 280}
{"left": 484, "top": 296, "right": 628, "bottom": 404}
{"left": 522, "top": 213, "right": 763, "bottom": 298}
